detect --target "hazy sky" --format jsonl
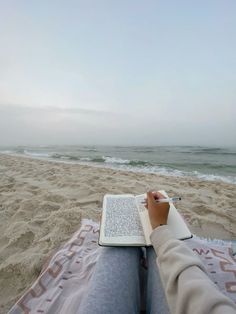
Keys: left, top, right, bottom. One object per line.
{"left": 0, "top": 0, "right": 235, "bottom": 146}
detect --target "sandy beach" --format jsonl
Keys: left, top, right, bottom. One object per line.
{"left": 0, "top": 154, "right": 236, "bottom": 313}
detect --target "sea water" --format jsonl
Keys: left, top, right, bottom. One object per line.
{"left": 1, "top": 145, "right": 236, "bottom": 184}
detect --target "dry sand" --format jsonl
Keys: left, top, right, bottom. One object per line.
{"left": 0, "top": 154, "right": 235, "bottom": 313}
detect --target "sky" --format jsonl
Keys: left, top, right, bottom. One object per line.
{"left": 0, "top": 0, "right": 235, "bottom": 146}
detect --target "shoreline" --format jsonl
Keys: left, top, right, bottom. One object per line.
{"left": 0, "top": 154, "right": 236, "bottom": 312}
{"left": 1, "top": 152, "right": 236, "bottom": 185}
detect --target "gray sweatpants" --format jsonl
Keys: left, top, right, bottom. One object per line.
{"left": 79, "top": 247, "right": 170, "bottom": 314}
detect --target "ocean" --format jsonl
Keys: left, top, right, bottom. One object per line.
{"left": 1, "top": 145, "right": 236, "bottom": 184}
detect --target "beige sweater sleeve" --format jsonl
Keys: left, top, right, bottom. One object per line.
{"left": 150, "top": 226, "right": 236, "bottom": 314}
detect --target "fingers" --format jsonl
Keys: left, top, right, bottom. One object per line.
{"left": 147, "top": 191, "right": 156, "bottom": 204}
{"left": 155, "top": 191, "right": 166, "bottom": 200}
{"left": 144, "top": 191, "right": 167, "bottom": 208}
{"left": 148, "top": 191, "right": 166, "bottom": 200}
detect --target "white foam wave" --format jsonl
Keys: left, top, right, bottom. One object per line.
{"left": 103, "top": 156, "right": 130, "bottom": 164}
{"left": 91, "top": 163, "right": 236, "bottom": 185}
{"left": 60, "top": 156, "right": 71, "bottom": 160}
{"left": 24, "top": 150, "right": 51, "bottom": 158}
{"left": 1, "top": 149, "right": 235, "bottom": 185}
{"left": 192, "top": 171, "right": 236, "bottom": 184}
{"left": 80, "top": 157, "right": 92, "bottom": 161}
{"left": 0, "top": 150, "right": 14, "bottom": 154}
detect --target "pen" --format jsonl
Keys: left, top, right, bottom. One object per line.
{"left": 141, "top": 197, "right": 181, "bottom": 204}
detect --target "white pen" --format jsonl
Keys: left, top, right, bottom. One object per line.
{"left": 141, "top": 197, "right": 181, "bottom": 204}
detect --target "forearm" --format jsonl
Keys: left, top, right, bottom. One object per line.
{"left": 150, "top": 226, "right": 236, "bottom": 314}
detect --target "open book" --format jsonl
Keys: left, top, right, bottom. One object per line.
{"left": 99, "top": 190, "right": 192, "bottom": 246}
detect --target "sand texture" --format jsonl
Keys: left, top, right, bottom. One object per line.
{"left": 0, "top": 154, "right": 236, "bottom": 313}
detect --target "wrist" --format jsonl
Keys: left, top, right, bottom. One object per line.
{"left": 152, "top": 222, "right": 167, "bottom": 229}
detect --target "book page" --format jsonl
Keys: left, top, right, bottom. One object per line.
{"left": 135, "top": 194, "right": 152, "bottom": 245}
{"left": 99, "top": 194, "right": 146, "bottom": 246}
{"left": 135, "top": 191, "right": 192, "bottom": 243}
{"left": 159, "top": 190, "right": 192, "bottom": 240}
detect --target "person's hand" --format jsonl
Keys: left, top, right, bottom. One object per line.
{"left": 145, "top": 191, "right": 170, "bottom": 229}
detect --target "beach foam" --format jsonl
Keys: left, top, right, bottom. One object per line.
{"left": 1, "top": 145, "right": 235, "bottom": 184}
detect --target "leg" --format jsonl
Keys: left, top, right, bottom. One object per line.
{"left": 146, "top": 247, "right": 170, "bottom": 314}
{"left": 79, "top": 247, "right": 142, "bottom": 314}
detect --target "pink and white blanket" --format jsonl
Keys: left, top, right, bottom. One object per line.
{"left": 9, "top": 220, "right": 236, "bottom": 313}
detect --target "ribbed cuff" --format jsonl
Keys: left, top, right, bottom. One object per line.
{"left": 150, "top": 225, "right": 174, "bottom": 255}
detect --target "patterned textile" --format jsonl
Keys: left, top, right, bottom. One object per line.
{"left": 9, "top": 220, "right": 100, "bottom": 314}
{"left": 9, "top": 220, "right": 236, "bottom": 313}
{"left": 186, "top": 236, "right": 236, "bottom": 303}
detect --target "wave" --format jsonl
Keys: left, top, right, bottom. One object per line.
{"left": 188, "top": 151, "right": 236, "bottom": 156}
{"left": 184, "top": 147, "right": 236, "bottom": 156}
{"left": 24, "top": 150, "right": 52, "bottom": 158}
{"left": 89, "top": 157, "right": 106, "bottom": 163}
{"left": 129, "top": 147, "right": 156, "bottom": 153}
{"left": 51, "top": 153, "right": 80, "bottom": 161}
{"left": 103, "top": 156, "right": 130, "bottom": 164}
{"left": 162, "top": 162, "right": 236, "bottom": 171}
{"left": 76, "top": 148, "right": 97, "bottom": 152}
{"left": 0, "top": 150, "right": 14, "bottom": 154}
{"left": 0, "top": 149, "right": 52, "bottom": 158}
{"left": 88, "top": 156, "right": 151, "bottom": 166}
{"left": 71, "top": 156, "right": 236, "bottom": 184}
{"left": 192, "top": 171, "right": 236, "bottom": 184}
{"left": 1, "top": 147, "right": 235, "bottom": 184}
{"left": 97, "top": 164, "right": 236, "bottom": 184}
{"left": 15, "top": 148, "right": 26, "bottom": 154}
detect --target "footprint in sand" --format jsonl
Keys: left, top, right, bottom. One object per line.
{"left": 7, "top": 230, "right": 35, "bottom": 250}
